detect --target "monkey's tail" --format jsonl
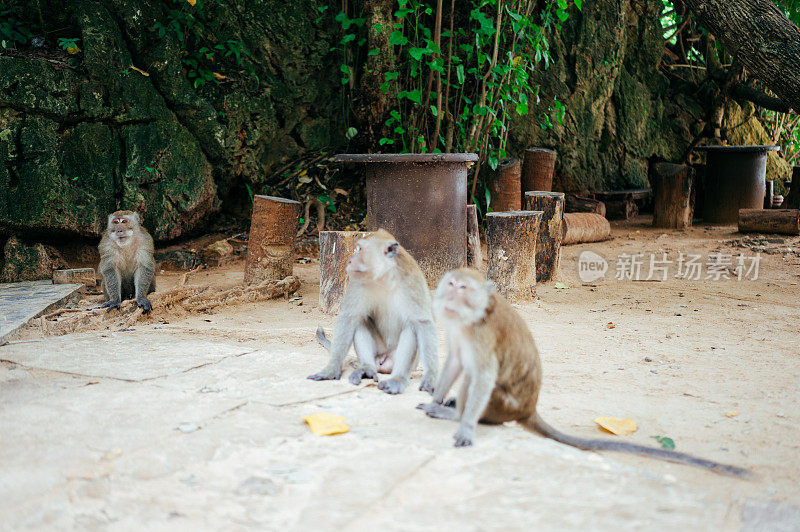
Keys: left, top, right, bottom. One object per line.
{"left": 521, "top": 414, "right": 752, "bottom": 479}
{"left": 316, "top": 327, "right": 331, "bottom": 351}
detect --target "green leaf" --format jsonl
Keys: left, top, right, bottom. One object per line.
{"left": 341, "top": 34, "right": 356, "bottom": 44}
{"left": 339, "top": 64, "right": 350, "bottom": 74}
{"left": 554, "top": 282, "right": 570, "bottom": 289}
{"left": 144, "top": 166, "right": 155, "bottom": 173}
{"left": 409, "top": 47, "right": 431, "bottom": 61}
{"left": 368, "top": 48, "right": 380, "bottom": 56}
{"left": 388, "top": 31, "right": 409, "bottom": 46}
{"left": 575, "top": 0, "right": 583, "bottom": 9}
{"left": 456, "top": 64, "right": 465, "bottom": 84}
{"left": 385, "top": 71, "right": 400, "bottom": 81}
{"left": 400, "top": 89, "right": 422, "bottom": 104}
{"left": 430, "top": 105, "right": 438, "bottom": 117}
{"left": 345, "top": 127, "right": 358, "bottom": 140}
{"left": 653, "top": 435, "right": 675, "bottom": 450}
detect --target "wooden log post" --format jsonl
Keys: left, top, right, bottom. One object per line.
{"left": 244, "top": 195, "right": 301, "bottom": 285}
{"left": 565, "top": 194, "right": 606, "bottom": 217}
{"left": 466, "top": 204, "right": 482, "bottom": 269}
{"left": 490, "top": 158, "right": 521, "bottom": 211}
{"left": 784, "top": 166, "right": 800, "bottom": 209}
{"left": 523, "top": 191, "right": 565, "bottom": 283}
{"left": 593, "top": 189, "right": 650, "bottom": 220}
{"left": 738, "top": 209, "right": 800, "bottom": 235}
{"left": 486, "top": 211, "right": 542, "bottom": 302}
{"left": 319, "top": 231, "right": 372, "bottom": 315}
{"left": 562, "top": 213, "right": 611, "bottom": 245}
{"left": 522, "top": 148, "right": 557, "bottom": 193}
{"left": 651, "top": 162, "right": 695, "bottom": 229}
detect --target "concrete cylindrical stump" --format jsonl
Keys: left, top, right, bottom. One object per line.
{"left": 466, "top": 204, "right": 482, "bottom": 269}
{"left": 319, "top": 231, "right": 372, "bottom": 315}
{"left": 491, "top": 158, "right": 521, "bottom": 211}
{"left": 486, "top": 211, "right": 542, "bottom": 302}
{"left": 651, "top": 162, "right": 695, "bottom": 229}
{"left": 523, "top": 191, "right": 565, "bottom": 283}
{"left": 522, "top": 148, "right": 557, "bottom": 193}
{"left": 244, "top": 195, "right": 301, "bottom": 285}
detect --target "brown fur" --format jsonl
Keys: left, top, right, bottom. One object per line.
{"left": 420, "top": 268, "right": 750, "bottom": 478}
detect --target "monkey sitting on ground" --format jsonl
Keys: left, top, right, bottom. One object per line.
{"left": 308, "top": 230, "right": 438, "bottom": 395}
{"left": 98, "top": 210, "right": 156, "bottom": 313}
{"left": 417, "top": 268, "right": 749, "bottom": 477}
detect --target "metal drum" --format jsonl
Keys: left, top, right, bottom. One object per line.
{"left": 335, "top": 153, "right": 478, "bottom": 285}
{"left": 696, "top": 145, "right": 779, "bottom": 223}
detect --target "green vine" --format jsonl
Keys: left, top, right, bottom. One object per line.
{"left": 325, "top": 0, "right": 579, "bottom": 215}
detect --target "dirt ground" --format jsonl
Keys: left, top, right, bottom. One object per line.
{"left": 1, "top": 216, "right": 799, "bottom": 530}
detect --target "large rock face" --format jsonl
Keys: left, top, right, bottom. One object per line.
{"left": 0, "top": 0, "right": 340, "bottom": 241}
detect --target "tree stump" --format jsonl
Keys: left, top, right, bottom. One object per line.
{"left": 523, "top": 191, "right": 565, "bottom": 283}
{"left": 466, "top": 204, "right": 482, "bottom": 269}
{"left": 244, "top": 195, "right": 301, "bottom": 285}
{"left": 764, "top": 180, "right": 774, "bottom": 209}
{"left": 565, "top": 194, "right": 606, "bottom": 217}
{"left": 522, "top": 148, "right": 557, "bottom": 193}
{"left": 593, "top": 189, "right": 649, "bottom": 220}
{"left": 486, "top": 211, "right": 542, "bottom": 302}
{"left": 490, "top": 158, "right": 521, "bottom": 211}
{"left": 651, "top": 162, "right": 695, "bottom": 229}
{"left": 562, "top": 213, "right": 611, "bottom": 245}
{"left": 319, "top": 231, "right": 372, "bottom": 315}
{"left": 738, "top": 209, "right": 800, "bottom": 235}
{"left": 784, "top": 166, "right": 800, "bottom": 209}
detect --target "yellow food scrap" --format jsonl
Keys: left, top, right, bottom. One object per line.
{"left": 187, "top": 0, "right": 197, "bottom": 5}
{"left": 303, "top": 413, "right": 350, "bottom": 436}
{"left": 725, "top": 411, "right": 739, "bottom": 418}
{"left": 594, "top": 417, "right": 637, "bottom": 436}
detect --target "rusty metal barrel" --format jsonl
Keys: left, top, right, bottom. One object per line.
{"left": 334, "top": 153, "right": 478, "bottom": 284}
{"left": 695, "top": 145, "right": 779, "bottom": 223}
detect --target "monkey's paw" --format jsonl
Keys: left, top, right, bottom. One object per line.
{"left": 101, "top": 301, "right": 121, "bottom": 311}
{"left": 349, "top": 367, "right": 379, "bottom": 385}
{"left": 377, "top": 378, "right": 407, "bottom": 395}
{"left": 453, "top": 427, "right": 474, "bottom": 447}
{"left": 416, "top": 402, "right": 459, "bottom": 420}
{"left": 307, "top": 370, "right": 341, "bottom": 381}
{"left": 418, "top": 378, "right": 436, "bottom": 395}
{"left": 136, "top": 297, "right": 153, "bottom": 314}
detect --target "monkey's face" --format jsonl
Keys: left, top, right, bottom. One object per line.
{"left": 346, "top": 237, "right": 399, "bottom": 281}
{"left": 107, "top": 212, "right": 138, "bottom": 247}
{"left": 434, "top": 270, "right": 493, "bottom": 325}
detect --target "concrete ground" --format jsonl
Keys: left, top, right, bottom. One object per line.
{"left": 1, "top": 220, "right": 799, "bottom": 530}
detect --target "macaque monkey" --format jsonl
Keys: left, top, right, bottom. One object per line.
{"left": 418, "top": 268, "right": 749, "bottom": 477}
{"left": 98, "top": 210, "right": 156, "bottom": 313}
{"left": 308, "top": 230, "right": 438, "bottom": 395}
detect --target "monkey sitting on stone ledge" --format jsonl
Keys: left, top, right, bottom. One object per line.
{"left": 97, "top": 210, "right": 156, "bottom": 313}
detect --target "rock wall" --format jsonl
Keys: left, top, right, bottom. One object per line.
{"left": 0, "top": 0, "right": 341, "bottom": 242}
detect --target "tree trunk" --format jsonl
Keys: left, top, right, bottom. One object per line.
{"left": 565, "top": 194, "right": 606, "bottom": 217}
{"left": 319, "top": 231, "right": 372, "bottom": 315}
{"left": 491, "top": 158, "right": 522, "bottom": 212}
{"left": 485, "top": 211, "right": 542, "bottom": 302}
{"left": 523, "top": 192, "right": 565, "bottom": 283}
{"left": 244, "top": 195, "right": 301, "bottom": 285}
{"left": 466, "top": 204, "right": 482, "bottom": 269}
{"left": 678, "top": 0, "right": 800, "bottom": 112}
{"left": 651, "top": 162, "right": 695, "bottom": 229}
{"left": 521, "top": 148, "right": 557, "bottom": 193}
{"left": 738, "top": 209, "right": 800, "bottom": 235}
{"left": 562, "top": 213, "right": 612, "bottom": 245}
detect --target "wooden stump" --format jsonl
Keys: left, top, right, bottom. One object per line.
{"left": 651, "top": 162, "right": 695, "bottom": 229}
{"left": 764, "top": 180, "right": 774, "bottom": 209}
{"left": 738, "top": 209, "right": 800, "bottom": 235}
{"left": 244, "top": 195, "right": 301, "bottom": 285}
{"left": 490, "top": 158, "right": 521, "bottom": 211}
{"left": 784, "top": 166, "right": 800, "bottom": 209}
{"left": 562, "top": 213, "right": 611, "bottom": 245}
{"left": 593, "top": 189, "right": 649, "bottom": 220}
{"left": 523, "top": 191, "right": 565, "bottom": 283}
{"left": 319, "top": 231, "right": 372, "bottom": 315}
{"left": 522, "top": 148, "right": 557, "bottom": 193}
{"left": 486, "top": 211, "right": 542, "bottom": 302}
{"left": 466, "top": 204, "right": 482, "bottom": 269}
{"left": 565, "top": 194, "right": 606, "bottom": 217}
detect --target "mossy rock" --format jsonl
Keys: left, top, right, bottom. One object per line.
{"left": 1, "top": 236, "right": 69, "bottom": 282}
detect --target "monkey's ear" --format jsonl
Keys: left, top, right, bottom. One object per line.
{"left": 485, "top": 280, "right": 496, "bottom": 293}
{"left": 385, "top": 242, "right": 399, "bottom": 258}
{"left": 107, "top": 214, "right": 116, "bottom": 226}
{"left": 131, "top": 212, "right": 141, "bottom": 224}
